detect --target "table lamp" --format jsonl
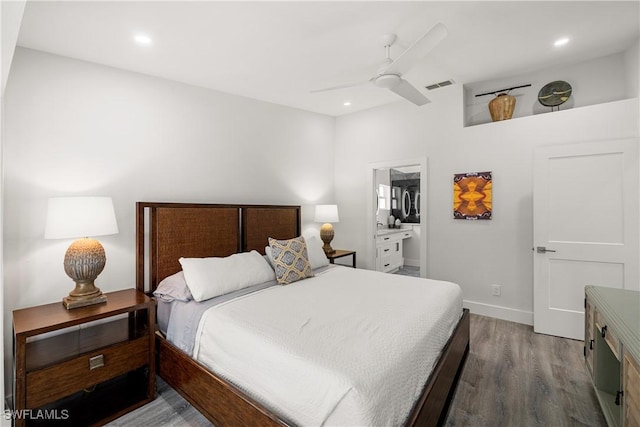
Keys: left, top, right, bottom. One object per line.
{"left": 314, "top": 204, "right": 339, "bottom": 254}
{"left": 45, "top": 197, "right": 118, "bottom": 309}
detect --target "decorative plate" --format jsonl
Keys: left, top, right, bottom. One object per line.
{"left": 538, "top": 80, "right": 572, "bottom": 107}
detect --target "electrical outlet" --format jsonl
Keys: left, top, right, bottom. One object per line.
{"left": 491, "top": 284, "right": 501, "bottom": 296}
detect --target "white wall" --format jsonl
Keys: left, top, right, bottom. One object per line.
{"left": 1, "top": 0, "right": 25, "bottom": 94}
{"left": 2, "top": 47, "right": 335, "bottom": 392}
{"left": 335, "top": 82, "right": 639, "bottom": 324}
{"left": 0, "top": 1, "right": 25, "bottom": 416}
{"left": 624, "top": 39, "right": 639, "bottom": 98}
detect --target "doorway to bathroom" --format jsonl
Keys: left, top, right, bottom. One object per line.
{"left": 367, "top": 158, "right": 427, "bottom": 278}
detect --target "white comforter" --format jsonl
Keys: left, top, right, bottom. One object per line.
{"left": 193, "top": 266, "right": 462, "bottom": 426}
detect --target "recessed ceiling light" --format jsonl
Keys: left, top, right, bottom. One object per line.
{"left": 343, "top": 101, "right": 352, "bottom": 106}
{"left": 554, "top": 37, "right": 569, "bottom": 47}
{"left": 134, "top": 34, "right": 153, "bottom": 45}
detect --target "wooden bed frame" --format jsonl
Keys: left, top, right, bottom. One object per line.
{"left": 135, "top": 201, "right": 469, "bottom": 427}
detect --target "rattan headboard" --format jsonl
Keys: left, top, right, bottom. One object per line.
{"left": 136, "top": 202, "right": 301, "bottom": 294}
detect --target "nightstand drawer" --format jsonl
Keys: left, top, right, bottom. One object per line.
{"left": 26, "top": 336, "right": 148, "bottom": 408}
{"left": 595, "top": 310, "right": 620, "bottom": 360}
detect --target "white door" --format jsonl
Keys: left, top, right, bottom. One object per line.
{"left": 533, "top": 139, "right": 639, "bottom": 340}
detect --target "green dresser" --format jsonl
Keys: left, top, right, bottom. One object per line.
{"left": 585, "top": 286, "right": 640, "bottom": 427}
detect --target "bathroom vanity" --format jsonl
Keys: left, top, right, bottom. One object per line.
{"left": 375, "top": 229, "right": 413, "bottom": 273}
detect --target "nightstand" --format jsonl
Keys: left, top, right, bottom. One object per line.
{"left": 12, "top": 289, "right": 155, "bottom": 427}
{"left": 326, "top": 249, "right": 356, "bottom": 268}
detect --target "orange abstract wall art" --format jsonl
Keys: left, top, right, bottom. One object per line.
{"left": 453, "top": 171, "right": 492, "bottom": 220}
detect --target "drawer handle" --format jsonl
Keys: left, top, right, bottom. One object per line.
{"left": 615, "top": 390, "right": 623, "bottom": 406}
{"left": 384, "top": 237, "right": 390, "bottom": 241}
{"left": 589, "top": 339, "right": 594, "bottom": 350}
{"left": 384, "top": 249, "right": 390, "bottom": 252}
{"left": 384, "top": 263, "right": 390, "bottom": 267}
{"left": 601, "top": 325, "right": 607, "bottom": 338}
{"left": 89, "top": 354, "right": 105, "bottom": 370}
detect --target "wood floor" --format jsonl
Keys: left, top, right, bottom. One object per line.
{"left": 445, "top": 314, "right": 605, "bottom": 427}
{"left": 107, "top": 314, "right": 606, "bottom": 426}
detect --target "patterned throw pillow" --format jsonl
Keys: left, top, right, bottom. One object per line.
{"left": 268, "top": 236, "right": 314, "bottom": 285}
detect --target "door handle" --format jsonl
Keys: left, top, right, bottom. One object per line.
{"left": 536, "top": 246, "right": 556, "bottom": 253}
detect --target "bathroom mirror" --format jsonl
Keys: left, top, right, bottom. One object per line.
{"left": 402, "top": 190, "right": 411, "bottom": 218}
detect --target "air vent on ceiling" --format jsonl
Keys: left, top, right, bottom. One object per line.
{"left": 425, "top": 79, "right": 455, "bottom": 90}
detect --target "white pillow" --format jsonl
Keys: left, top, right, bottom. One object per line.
{"left": 179, "top": 250, "right": 276, "bottom": 302}
{"left": 264, "top": 246, "right": 276, "bottom": 269}
{"left": 304, "top": 235, "right": 329, "bottom": 270}
{"left": 153, "top": 271, "right": 192, "bottom": 302}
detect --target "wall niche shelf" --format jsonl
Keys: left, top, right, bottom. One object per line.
{"left": 462, "top": 48, "right": 636, "bottom": 128}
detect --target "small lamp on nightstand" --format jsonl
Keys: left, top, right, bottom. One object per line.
{"left": 45, "top": 197, "right": 119, "bottom": 309}
{"left": 314, "top": 204, "right": 339, "bottom": 255}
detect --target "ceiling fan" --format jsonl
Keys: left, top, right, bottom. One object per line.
{"left": 311, "top": 23, "right": 448, "bottom": 106}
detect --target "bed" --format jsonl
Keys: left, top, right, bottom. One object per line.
{"left": 136, "top": 202, "right": 469, "bottom": 426}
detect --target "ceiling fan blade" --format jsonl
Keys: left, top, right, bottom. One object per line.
{"left": 310, "top": 79, "right": 371, "bottom": 94}
{"left": 389, "top": 79, "right": 430, "bottom": 106}
{"left": 383, "top": 23, "right": 448, "bottom": 76}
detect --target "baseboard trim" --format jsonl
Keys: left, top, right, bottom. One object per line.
{"left": 463, "top": 300, "right": 533, "bottom": 326}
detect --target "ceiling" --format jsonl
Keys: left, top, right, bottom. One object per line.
{"left": 16, "top": 1, "right": 640, "bottom": 117}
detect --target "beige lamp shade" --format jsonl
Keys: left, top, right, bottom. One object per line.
{"left": 45, "top": 197, "right": 118, "bottom": 239}
{"left": 314, "top": 204, "right": 339, "bottom": 254}
{"left": 314, "top": 204, "right": 339, "bottom": 223}
{"left": 45, "top": 197, "right": 118, "bottom": 309}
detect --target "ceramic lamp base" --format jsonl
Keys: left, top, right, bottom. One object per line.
{"left": 320, "top": 223, "right": 335, "bottom": 254}
{"left": 63, "top": 292, "right": 107, "bottom": 309}
{"left": 62, "top": 238, "right": 108, "bottom": 310}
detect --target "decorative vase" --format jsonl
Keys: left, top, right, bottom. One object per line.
{"left": 488, "top": 93, "right": 516, "bottom": 121}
